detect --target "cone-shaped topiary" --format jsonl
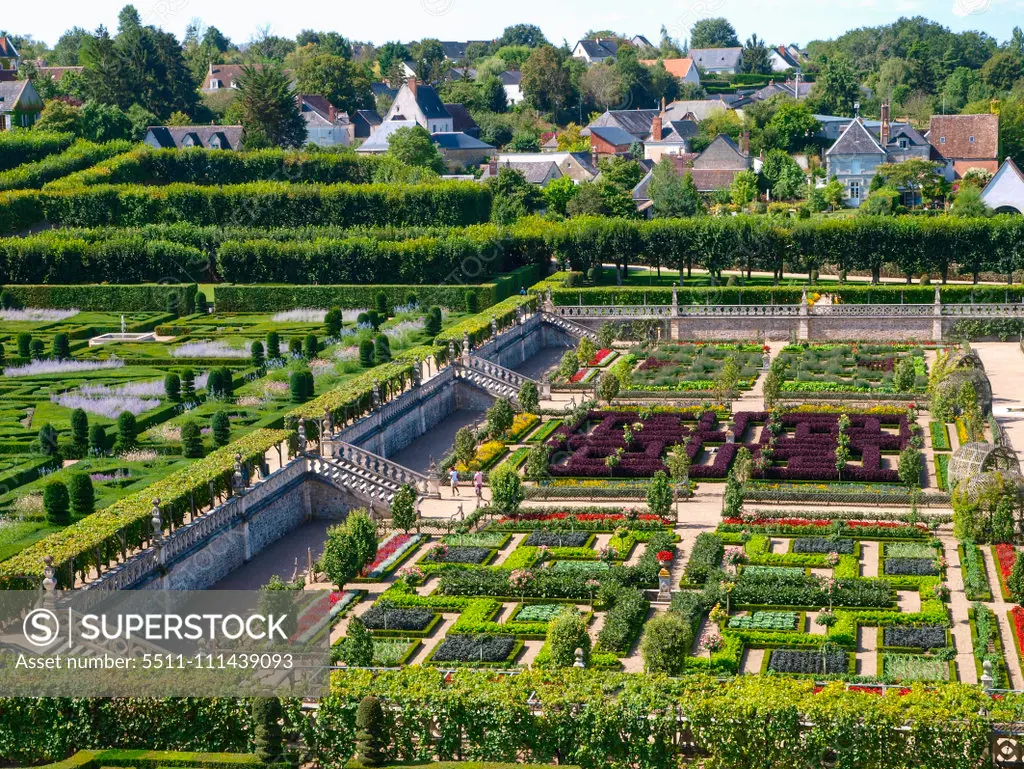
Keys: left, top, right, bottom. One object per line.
{"left": 355, "top": 695, "right": 388, "bottom": 766}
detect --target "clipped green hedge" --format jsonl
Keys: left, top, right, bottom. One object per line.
{"left": 0, "top": 429, "right": 291, "bottom": 589}
{"left": 0, "top": 284, "right": 197, "bottom": 312}
{"left": 0, "top": 181, "right": 492, "bottom": 234}
{"left": 436, "top": 294, "right": 538, "bottom": 347}
{"left": 0, "top": 131, "right": 76, "bottom": 172}
{"left": 0, "top": 140, "right": 134, "bottom": 192}
{"left": 48, "top": 146, "right": 387, "bottom": 188}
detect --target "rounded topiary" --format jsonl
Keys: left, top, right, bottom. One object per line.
{"left": 374, "top": 334, "right": 391, "bottom": 364}
{"left": 325, "top": 307, "right": 343, "bottom": 338}
{"left": 405, "top": 291, "right": 418, "bottom": 307}
{"left": 366, "top": 310, "right": 381, "bottom": 331}
{"left": 304, "top": 334, "right": 319, "bottom": 359}
{"left": 70, "top": 408, "right": 89, "bottom": 458}
{"left": 51, "top": 333, "right": 70, "bottom": 360}
{"left": 43, "top": 480, "right": 70, "bottom": 525}
{"left": 290, "top": 371, "right": 310, "bottom": 403}
{"left": 67, "top": 473, "right": 95, "bottom": 518}
{"left": 251, "top": 341, "right": 265, "bottom": 368}
{"left": 359, "top": 340, "right": 375, "bottom": 368}
{"left": 547, "top": 610, "right": 591, "bottom": 668}
{"left": 206, "top": 369, "right": 225, "bottom": 398}
{"left": 288, "top": 337, "right": 303, "bottom": 357}
{"left": 641, "top": 612, "right": 693, "bottom": 676}
{"left": 356, "top": 312, "right": 369, "bottom": 327}
{"left": 374, "top": 291, "right": 389, "bottom": 319}
{"left": 252, "top": 697, "right": 284, "bottom": 765}
{"left": 114, "top": 411, "right": 138, "bottom": 454}
{"left": 355, "top": 695, "right": 388, "bottom": 767}
{"left": 164, "top": 373, "right": 181, "bottom": 401}
{"left": 195, "top": 291, "right": 208, "bottom": 313}
{"left": 266, "top": 331, "right": 281, "bottom": 360}
{"left": 181, "top": 368, "right": 196, "bottom": 399}
{"left": 212, "top": 411, "right": 231, "bottom": 446}
{"left": 424, "top": 306, "right": 442, "bottom": 337}
{"left": 0, "top": 289, "right": 17, "bottom": 309}
{"left": 30, "top": 339, "right": 44, "bottom": 359}
{"left": 465, "top": 291, "right": 479, "bottom": 314}
{"left": 181, "top": 419, "right": 204, "bottom": 458}
{"left": 36, "top": 424, "right": 59, "bottom": 457}
{"left": 165, "top": 291, "right": 181, "bottom": 317}
{"left": 16, "top": 333, "right": 30, "bottom": 358}
{"left": 88, "top": 424, "right": 106, "bottom": 456}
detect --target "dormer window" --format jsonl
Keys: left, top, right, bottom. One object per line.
{"left": 210, "top": 79, "right": 220, "bottom": 89}
{"left": 940, "top": 137, "right": 946, "bottom": 144}
{"left": 969, "top": 136, "right": 976, "bottom": 143}
{"left": 898, "top": 138, "right": 908, "bottom": 149}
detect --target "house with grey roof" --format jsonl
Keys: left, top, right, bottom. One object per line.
{"left": 488, "top": 152, "right": 598, "bottom": 182}
{"left": 769, "top": 46, "right": 803, "bottom": 73}
{"left": 431, "top": 132, "right": 495, "bottom": 170}
{"left": 662, "top": 98, "right": 738, "bottom": 122}
{"left": 353, "top": 109, "right": 382, "bottom": 139}
{"left": 383, "top": 79, "right": 453, "bottom": 133}
{"left": 572, "top": 38, "right": 619, "bottom": 64}
{"left": 499, "top": 71, "right": 524, "bottom": 105}
{"left": 144, "top": 125, "right": 244, "bottom": 150}
{"left": 688, "top": 134, "right": 751, "bottom": 191}
{"left": 298, "top": 94, "right": 354, "bottom": 147}
{"left": 481, "top": 159, "right": 562, "bottom": 186}
{"left": 689, "top": 47, "right": 743, "bottom": 74}
{"left": 444, "top": 103, "right": 480, "bottom": 138}
{"left": 644, "top": 116, "right": 698, "bottom": 161}
{"left": 981, "top": 158, "right": 1024, "bottom": 215}
{"left": 0, "top": 80, "right": 42, "bottom": 129}
{"left": 584, "top": 109, "right": 661, "bottom": 141}
{"left": 0, "top": 36, "right": 20, "bottom": 81}
{"left": 354, "top": 120, "right": 419, "bottom": 153}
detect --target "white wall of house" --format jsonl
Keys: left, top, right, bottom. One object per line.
{"left": 504, "top": 83, "right": 523, "bottom": 105}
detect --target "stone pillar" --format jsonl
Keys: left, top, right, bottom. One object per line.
{"left": 932, "top": 286, "right": 943, "bottom": 342}
{"left": 297, "top": 419, "right": 307, "bottom": 455}
{"left": 798, "top": 288, "right": 810, "bottom": 341}
{"left": 462, "top": 331, "right": 471, "bottom": 365}
{"left": 427, "top": 457, "right": 441, "bottom": 498}
{"left": 151, "top": 499, "right": 168, "bottom": 588}
{"left": 541, "top": 374, "right": 552, "bottom": 400}
{"left": 658, "top": 567, "right": 672, "bottom": 601}
{"left": 672, "top": 283, "right": 679, "bottom": 318}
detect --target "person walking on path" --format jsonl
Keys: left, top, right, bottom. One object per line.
{"left": 450, "top": 468, "right": 460, "bottom": 496}
{"left": 474, "top": 470, "right": 484, "bottom": 502}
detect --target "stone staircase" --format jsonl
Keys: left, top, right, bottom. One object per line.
{"left": 541, "top": 312, "right": 600, "bottom": 342}
{"left": 311, "top": 443, "right": 435, "bottom": 507}
{"left": 454, "top": 356, "right": 536, "bottom": 403}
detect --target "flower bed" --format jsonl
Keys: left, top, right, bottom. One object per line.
{"left": 885, "top": 542, "right": 938, "bottom": 559}
{"left": 512, "top": 603, "right": 573, "bottom": 623}
{"left": 882, "top": 654, "right": 950, "bottom": 682}
{"left": 1011, "top": 606, "right": 1024, "bottom": 661}
{"left": 630, "top": 342, "right": 763, "bottom": 391}
{"left": 361, "top": 605, "right": 435, "bottom": 632}
{"left": 492, "top": 511, "right": 669, "bottom": 531}
{"left": 528, "top": 419, "right": 563, "bottom": 443}
{"left": 524, "top": 531, "right": 592, "bottom": 548}
{"left": 935, "top": 453, "right": 951, "bottom": 492}
{"left": 441, "top": 532, "right": 509, "bottom": 548}
{"left": 728, "top": 611, "right": 799, "bottom": 631}
{"left": 792, "top": 538, "right": 855, "bottom": 555}
{"left": 372, "top": 638, "right": 420, "bottom": 667}
{"left": 743, "top": 565, "right": 806, "bottom": 578}
{"left": 995, "top": 544, "right": 1017, "bottom": 600}
{"left": 883, "top": 625, "right": 946, "bottom": 650}
{"left": 884, "top": 558, "right": 940, "bottom": 577}
{"left": 429, "top": 634, "right": 518, "bottom": 665}
{"left": 768, "top": 649, "right": 848, "bottom": 675}
{"left": 422, "top": 545, "right": 493, "bottom": 565}
{"left": 588, "top": 348, "right": 616, "bottom": 367}
{"left": 550, "top": 560, "right": 610, "bottom": 573}
{"left": 569, "top": 368, "right": 598, "bottom": 384}
{"left": 508, "top": 413, "right": 541, "bottom": 442}
{"left": 720, "top": 518, "right": 928, "bottom": 540}
{"left": 733, "top": 571, "right": 892, "bottom": 608}
{"left": 775, "top": 344, "right": 927, "bottom": 394}
{"left": 362, "top": 533, "right": 423, "bottom": 579}
{"left": 456, "top": 441, "right": 508, "bottom": 472}
{"left": 961, "top": 543, "right": 992, "bottom": 601}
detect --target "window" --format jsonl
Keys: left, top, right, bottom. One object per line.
{"left": 940, "top": 137, "right": 946, "bottom": 144}
{"left": 849, "top": 180, "right": 861, "bottom": 200}
{"left": 898, "top": 138, "right": 908, "bottom": 149}
{"left": 210, "top": 79, "right": 220, "bottom": 89}
{"left": 970, "top": 136, "right": 976, "bottom": 143}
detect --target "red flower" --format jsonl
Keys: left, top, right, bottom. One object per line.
{"left": 361, "top": 533, "right": 412, "bottom": 576}
{"left": 569, "top": 370, "right": 589, "bottom": 383}
{"left": 1012, "top": 607, "right": 1024, "bottom": 659}
{"left": 656, "top": 550, "right": 674, "bottom": 563}
{"left": 588, "top": 348, "right": 614, "bottom": 366}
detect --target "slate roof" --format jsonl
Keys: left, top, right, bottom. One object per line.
{"left": 490, "top": 160, "right": 561, "bottom": 184}
{"left": 660, "top": 119, "right": 699, "bottom": 143}
{"left": 590, "top": 125, "right": 638, "bottom": 148}
{"left": 0, "top": 81, "right": 39, "bottom": 113}
{"left": 632, "top": 170, "right": 653, "bottom": 201}
{"left": 356, "top": 120, "right": 418, "bottom": 152}
{"left": 410, "top": 84, "right": 451, "bottom": 121}
{"left": 750, "top": 79, "right": 813, "bottom": 102}
{"left": 371, "top": 82, "right": 398, "bottom": 98}
{"left": 299, "top": 94, "right": 348, "bottom": 124}
{"left": 444, "top": 103, "right": 480, "bottom": 137}
{"left": 146, "top": 125, "right": 243, "bottom": 150}
{"left": 431, "top": 132, "right": 493, "bottom": 150}
{"left": 693, "top": 135, "right": 748, "bottom": 170}
{"left": 576, "top": 39, "right": 618, "bottom": 59}
{"left": 440, "top": 41, "right": 469, "bottom": 60}
{"left": 584, "top": 109, "right": 660, "bottom": 140}
{"left": 499, "top": 71, "right": 523, "bottom": 86}
{"left": 0, "top": 37, "right": 19, "bottom": 59}
{"left": 826, "top": 118, "right": 885, "bottom": 156}
{"left": 929, "top": 114, "right": 999, "bottom": 159}
{"left": 355, "top": 109, "right": 382, "bottom": 126}
{"left": 691, "top": 170, "right": 743, "bottom": 191}
{"left": 203, "top": 64, "right": 248, "bottom": 89}
{"left": 772, "top": 46, "right": 802, "bottom": 69}
{"left": 886, "top": 123, "right": 928, "bottom": 146}
{"left": 448, "top": 68, "right": 478, "bottom": 81}
{"left": 689, "top": 47, "right": 743, "bottom": 70}
{"left": 662, "top": 99, "right": 735, "bottom": 122}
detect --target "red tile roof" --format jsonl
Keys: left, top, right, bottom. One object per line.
{"left": 929, "top": 114, "right": 999, "bottom": 160}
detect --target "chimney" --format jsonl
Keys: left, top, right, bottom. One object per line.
{"left": 880, "top": 101, "right": 890, "bottom": 148}
{"left": 328, "top": 103, "right": 337, "bottom": 124}
{"left": 661, "top": 96, "right": 666, "bottom": 112}
{"left": 488, "top": 157, "right": 498, "bottom": 176}
{"left": 592, "top": 148, "right": 599, "bottom": 169}
{"left": 652, "top": 116, "right": 663, "bottom": 142}
{"left": 409, "top": 77, "right": 418, "bottom": 97}
{"left": 740, "top": 131, "right": 750, "bottom": 156}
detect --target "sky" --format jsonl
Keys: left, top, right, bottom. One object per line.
{"left": 4, "top": 0, "right": 1023, "bottom": 50}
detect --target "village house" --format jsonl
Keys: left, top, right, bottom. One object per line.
{"left": 980, "top": 158, "right": 1024, "bottom": 215}
{"left": 768, "top": 45, "right": 803, "bottom": 73}
{"left": 639, "top": 57, "right": 701, "bottom": 85}
{"left": 927, "top": 114, "right": 1000, "bottom": 180}
{"left": 643, "top": 115, "right": 699, "bottom": 162}
{"left": 298, "top": 94, "right": 354, "bottom": 147}
{"left": 572, "top": 38, "right": 619, "bottom": 64}
{"left": 589, "top": 125, "right": 637, "bottom": 158}
{"left": 383, "top": 79, "right": 454, "bottom": 133}
{"left": 0, "top": 80, "right": 43, "bottom": 130}
{"left": 144, "top": 125, "right": 244, "bottom": 150}
{"left": 499, "top": 71, "right": 524, "bottom": 106}
{"left": 0, "top": 37, "right": 20, "bottom": 82}
{"left": 689, "top": 47, "right": 743, "bottom": 74}
{"left": 480, "top": 152, "right": 599, "bottom": 183}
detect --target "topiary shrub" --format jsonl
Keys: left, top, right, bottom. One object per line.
{"left": 465, "top": 291, "right": 479, "bottom": 313}
{"left": 252, "top": 697, "right": 284, "bottom": 765}
{"left": 290, "top": 370, "right": 311, "bottom": 403}
{"left": 67, "top": 473, "right": 95, "bottom": 518}
{"left": 266, "top": 331, "right": 281, "bottom": 360}
{"left": 341, "top": 616, "right": 374, "bottom": 667}
{"left": 180, "top": 419, "right": 204, "bottom": 458}
{"left": 355, "top": 695, "right": 388, "bottom": 767}
{"left": 114, "top": 411, "right": 138, "bottom": 454}
{"left": 359, "top": 340, "right": 375, "bottom": 368}
{"left": 251, "top": 341, "right": 265, "bottom": 368}
{"left": 0, "top": 289, "right": 17, "bottom": 309}
{"left": 51, "top": 333, "right": 70, "bottom": 360}
{"left": 195, "top": 291, "right": 208, "bottom": 313}
{"left": 547, "top": 610, "right": 591, "bottom": 667}
{"left": 375, "top": 291, "right": 389, "bottom": 319}
{"left": 374, "top": 334, "right": 391, "bottom": 364}
{"left": 43, "top": 480, "right": 70, "bottom": 525}
{"left": 70, "top": 408, "right": 89, "bottom": 458}
{"left": 208, "top": 367, "right": 233, "bottom": 398}
{"left": 181, "top": 368, "right": 196, "bottom": 399}
{"left": 212, "top": 411, "right": 231, "bottom": 446}
{"left": 641, "top": 611, "right": 693, "bottom": 675}
{"left": 164, "top": 373, "right": 181, "bottom": 401}
{"left": 304, "top": 334, "right": 319, "bottom": 359}
{"left": 35, "top": 424, "right": 59, "bottom": 458}
{"left": 88, "top": 424, "right": 106, "bottom": 456}
{"left": 16, "top": 333, "right": 30, "bottom": 358}
{"left": 424, "top": 306, "right": 442, "bottom": 337}
{"left": 30, "top": 339, "right": 44, "bottom": 359}
{"left": 288, "top": 337, "right": 303, "bottom": 357}
{"left": 325, "top": 307, "right": 343, "bottom": 338}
